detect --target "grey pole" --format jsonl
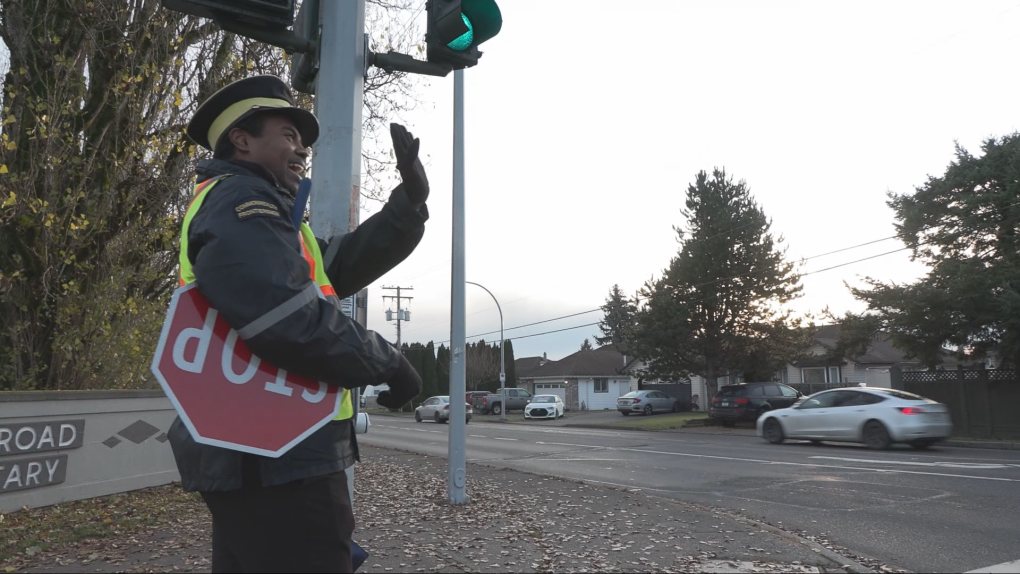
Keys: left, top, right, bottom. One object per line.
{"left": 309, "top": 0, "right": 365, "bottom": 504}
{"left": 466, "top": 282, "right": 504, "bottom": 421}
{"left": 448, "top": 68, "right": 468, "bottom": 505}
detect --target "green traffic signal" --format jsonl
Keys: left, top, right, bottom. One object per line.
{"left": 447, "top": 14, "right": 473, "bottom": 51}
{"left": 427, "top": 0, "right": 502, "bottom": 69}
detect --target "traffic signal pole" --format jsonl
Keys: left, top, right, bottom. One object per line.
{"left": 309, "top": 0, "right": 366, "bottom": 503}
{"left": 448, "top": 68, "right": 469, "bottom": 505}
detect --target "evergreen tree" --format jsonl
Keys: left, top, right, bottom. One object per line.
{"left": 580, "top": 339, "right": 593, "bottom": 351}
{"left": 503, "top": 339, "right": 517, "bottom": 386}
{"left": 631, "top": 168, "right": 809, "bottom": 401}
{"left": 422, "top": 341, "right": 439, "bottom": 398}
{"left": 596, "top": 284, "right": 638, "bottom": 355}
{"left": 841, "top": 134, "right": 1020, "bottom": 367}
{"left": 436, "top": 344, "right": 451, "bottom": 395}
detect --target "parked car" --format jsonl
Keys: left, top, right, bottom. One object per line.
{"left": 415, "top": 396, "right": 473, "bottom": 424}
{"left": 757, "top": 387, "right": 952, "bottom": 450}
{"left": 465, "top": 391, "right": 490, "bottom": 405}
{"left": 472, "top": 388, "right": 534, "bottom": 415}
{"left": 709, "top": 382, "right": 803, "bottom": 425}
{"left": 360, "top": 384, "right": 389, "bottom": 409}
{"left": 617, "top": 390, "right": 683, "bottom": 416}
{"left": 524, "top": 395, "right": 565, "bottom": 420}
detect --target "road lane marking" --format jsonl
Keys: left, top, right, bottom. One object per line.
{"left": 469, "top": 435, "right": 487, "bottom": 438}
{"left": 535, "top": 441, "right": 603, "bottom": 448}
{"left": 967, "top": 559, "right": 1020, "bottom": 573}
{"left": 494, "top": 438, "right": 518, "bottom": 441}
{"left": 809, "top": 456, "right": 1020, "bottom": 470}
{"left": 624, "top": 448, "right": 1020, "bottom": 482}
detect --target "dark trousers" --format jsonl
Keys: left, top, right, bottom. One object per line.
{"left": 200, "top": 458, "right": 354, "bottom": 573}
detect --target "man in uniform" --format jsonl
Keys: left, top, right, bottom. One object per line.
{"left": 167, "top": 75, "right": 428, "bottom": 573}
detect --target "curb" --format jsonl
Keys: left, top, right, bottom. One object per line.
{"left": 663, "top": 500, "right": 880, "bottom": 574}
{"left": 562, "top": 423, "right": 652, "bottom": 432}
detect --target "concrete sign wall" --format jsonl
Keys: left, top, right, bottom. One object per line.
{"left": 0, "top": 390, "right": 179, "bottom": 513}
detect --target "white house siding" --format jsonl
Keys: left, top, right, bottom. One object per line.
{"left": 578, "top": 378, "right": 631, "bottom": 410}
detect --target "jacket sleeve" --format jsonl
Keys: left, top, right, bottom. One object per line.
{"left": 317, "top": 183, "right": 429, "bottom": 298}
{"left": 187, "top": 177, "right": 403, "bottom": 389}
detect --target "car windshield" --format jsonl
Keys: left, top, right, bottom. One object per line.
{"left": 533, "top": 396, "right": 556, "bottom": 403}
{"left": 438, "top": 396, "right": 450, "bottom": 403}
{"left": 621, "top": 391, "right": 642, "bottom": 398}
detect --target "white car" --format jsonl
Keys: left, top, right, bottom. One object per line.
{"left": 415, "top": 396, "right": 472, "bottom": 424}
{"left": 524, "top": 395, "right": 565, "bottom": 420}
{"left": 757, "top": 387, "right": 952, "bottom": 450}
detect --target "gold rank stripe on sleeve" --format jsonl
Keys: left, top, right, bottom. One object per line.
{"left": 235, "top": 199, "right": 279, "bottom": 212}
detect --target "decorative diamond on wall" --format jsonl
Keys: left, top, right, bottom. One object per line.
{"left": 117, "top": 420, "right": 161, "bottom": 444}
{"left": 155, "top": 433, "right": 169, "bottom": 443}
{"left": 102, "top": 436, "right": 122, "bottom": 448}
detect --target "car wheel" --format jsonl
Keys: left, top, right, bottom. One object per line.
{"left": 434, "top": 412, "right": 442, "bottom": 424}
{"left": 492, "top": 403, "right": 502, "bottom": 416}
{"left": 672, "top": 402, "right": 681, "bottom": 413}
{"left": 643, "top": 404, "right": 653, "bottom": 416}
{"left": 863, "top": 420, "right": 892, "bottom": 450}
{"left": 465, "top": 417, "right": 470, "bottom": 425}
{"left": 415, "top": 411, "right": 422, "bottom": 423}
{"left": 910, "top": 439, "right": 934, "bottom": 450}
{"left": 763, "top": 418, "right": 785, "bottom": 444}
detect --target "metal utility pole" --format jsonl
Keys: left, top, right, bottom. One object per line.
{"left": 381, "top": 286, "right": 413, "bottom": 348}
{"left": 466, "top": 282, "right": 504, "bottom": 421}
{"left": 308, "top": 0, "right": 366, "bottom": 504}
{"left": 448, "top": 68, "right": 468, "bottom": 505}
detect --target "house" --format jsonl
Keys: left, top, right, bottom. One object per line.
{"left": 518, "top": 345, "right": 639, "bottom": 411}
{"left": 779, "top": 324, "right": 949, "bottom": 388}
{"left": 680, "top": 324, "right": 951, "bottom": 406}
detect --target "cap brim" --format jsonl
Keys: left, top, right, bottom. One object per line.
{"left": 211, "top": 107, "right": 320, "bottom": 150}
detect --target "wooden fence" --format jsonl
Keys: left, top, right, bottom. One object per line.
{"left": 893, "top": 368, "right": 1020, "bottom": 440}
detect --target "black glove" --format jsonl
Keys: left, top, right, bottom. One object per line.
{"left": 390, "top": 122, "right": 429, "bottom": 206}
{"left": 376, "top": 355, "right": 423, "bottom": 409}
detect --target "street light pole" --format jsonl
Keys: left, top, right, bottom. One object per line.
{"left": 466, "top": 281, "right": 504, "bottom": 421}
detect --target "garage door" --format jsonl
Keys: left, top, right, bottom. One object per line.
{"left": 534, "top": 384, "right": 566, "bottom": 402}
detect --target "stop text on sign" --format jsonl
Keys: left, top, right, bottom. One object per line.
{"left": 173, "top": 307, "right": 328, "bottom": 403}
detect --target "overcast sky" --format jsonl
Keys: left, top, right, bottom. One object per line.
{"left": 352, "top": 0, "right": 1020, "bottom": 362}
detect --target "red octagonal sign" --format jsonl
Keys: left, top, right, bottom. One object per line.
{"left": 151, "top": 283, "right": 342, "bottom": 458}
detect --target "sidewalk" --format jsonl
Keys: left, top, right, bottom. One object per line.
{"left": 4, "top": 446, "right": 879, "bottom": 574}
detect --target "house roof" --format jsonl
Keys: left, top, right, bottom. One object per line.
{"left": 525, "top": 345, "right": 634, "bottom": 379}
{"left": 514, "top": 356, "right": 548, "bottom": 378}
{"left": 797, "top": 324, "right": 940, "bottom": 366}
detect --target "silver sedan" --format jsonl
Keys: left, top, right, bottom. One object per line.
{"left": 415, "top": 396, "right": 473, "bottom": 424}
{"left": 617, "top": 390, "right": 683, "bottom": 416}
{"left": 758, "top": 387, "right": 952, "bottom": 449}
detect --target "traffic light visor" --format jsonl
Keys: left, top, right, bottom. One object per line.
{"left": 461, "top": 0, "right": 502, "bottom": 47}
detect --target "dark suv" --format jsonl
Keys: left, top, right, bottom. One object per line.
{"left": 709, "top": 382, "right": 802, "bottom": 426}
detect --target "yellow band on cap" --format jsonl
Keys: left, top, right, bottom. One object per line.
{"left": 208, "top": 97, "right": 291, "bottom": 149}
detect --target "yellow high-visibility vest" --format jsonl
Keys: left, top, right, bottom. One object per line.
{"left": 178, "top": 176, "right": 352, "bottom": 421}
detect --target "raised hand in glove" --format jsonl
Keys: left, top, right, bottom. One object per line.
{"left": 390, "top": 122, "right": 429, "bottom": 206}
{"left": 376, "top": 354, "right": 423, "bottom": 409}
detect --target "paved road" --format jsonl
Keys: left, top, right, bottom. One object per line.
{"left": 360, "top": 416, "right": 1020, "bottom": 573}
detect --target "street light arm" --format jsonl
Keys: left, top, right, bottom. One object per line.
{"left": 465, "top": 281, "right": 503, "bottom": 330}
{"left": 466, "top": 281, "right": 506, "bottom": 420}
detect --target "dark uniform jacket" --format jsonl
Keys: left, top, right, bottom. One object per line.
{"left": 168, "top": 159, "right": 428, "bottom": 492}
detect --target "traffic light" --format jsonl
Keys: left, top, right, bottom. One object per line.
{"left": 161, "top": 0, "right": 296, "bottom": 29}
{"left": 426, "top": 0, "right": 502, "bottom": 70}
